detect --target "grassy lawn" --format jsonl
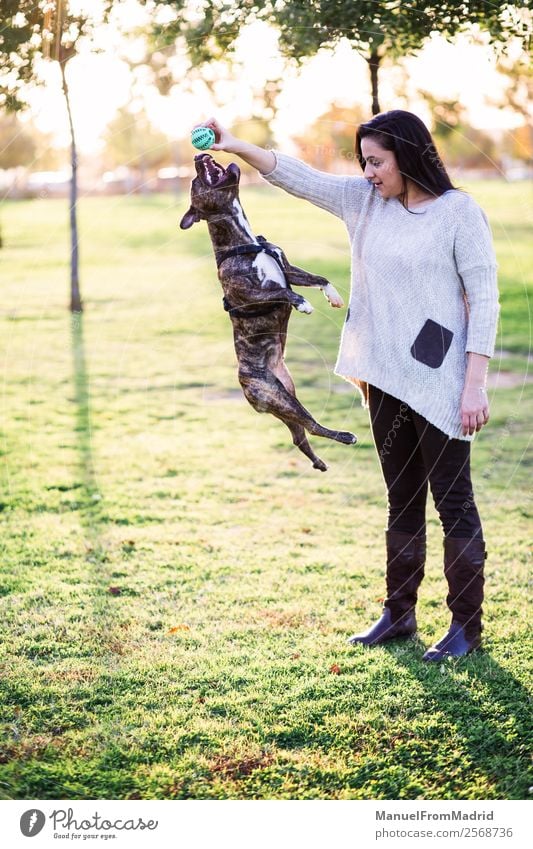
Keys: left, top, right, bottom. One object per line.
{"left": 0, "top": 180, "right": 531, "bottom": 800}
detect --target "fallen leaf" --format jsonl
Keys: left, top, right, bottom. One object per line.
{"left": 167, "top": 624, "right": 190, "bottom": 634}
{"left": 375, "top": 597, "right": 385, "bottom": 603}
{"left": 291, "top": 652, "right": 301, "bottom": 660}
{"left": 329, "top": 663, "right": 341, "bottom": 675}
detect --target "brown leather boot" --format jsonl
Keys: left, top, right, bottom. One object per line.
{"left": 423, "top": 537, "right": 486, "bottom": 661}
{"left": 348, "top": 530, "right": 426, "bottom": 646}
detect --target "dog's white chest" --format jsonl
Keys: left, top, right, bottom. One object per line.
{"left": 252, "top": 252, "right": 287, "bottom": 288}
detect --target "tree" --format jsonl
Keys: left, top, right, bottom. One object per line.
{"left": 0, "top": 1, "right": 43, "bottom": 111}
{"left": 149, "top": 1, "right": 532, "bottom": 116}
{"left": 0, "top": 1, "right": 109, "bottom": 310}
{"left": 39, "top": 1, "right": 99, "bottom": 312}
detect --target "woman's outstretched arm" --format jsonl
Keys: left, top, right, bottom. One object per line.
{"left": 197, "top": 117, "right": 276, "bottom": 174}
{"left": 194, "top": 117, "right": 358, "bottom": 220}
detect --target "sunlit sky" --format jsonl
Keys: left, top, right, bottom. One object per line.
{"left": 22, "top": 0, "right": 526, "bottom": 155}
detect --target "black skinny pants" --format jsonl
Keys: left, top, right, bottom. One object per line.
{"left": 368, "top": 385, "right": 483, "bottom": 540}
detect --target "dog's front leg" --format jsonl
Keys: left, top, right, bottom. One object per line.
{"left": 224, "top": 276, "right": 315, "bottom": 314}
{"left": 284, "top": 265, "right": 344, "bottom": 308}
{"left": 267, "top": 286, "right": 314, "bottom": 314}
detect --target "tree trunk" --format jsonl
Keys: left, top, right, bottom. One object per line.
{"left": 368, "top": 51, "right": 381, "bottom": 116}
{"left": 60, "top": 61, "right": 82, "bottom": 313}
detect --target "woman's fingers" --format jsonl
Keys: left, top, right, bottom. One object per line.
{"left": 462, "top": 414, "right": 476, "bottom": 437}
{"left": 204, "top": 117, "right": 224, "bottom": 143}
{"left": 191, "top": 117, "right": 223, "bottom": 145}
{"left": 191, "top": 117, "right": 234, "bottom": 151}
{"left": 461, "top": 403, "right": 490, "bottom": 436}
{"left": 203, "top": 116, "right": 217, "bottom": 135}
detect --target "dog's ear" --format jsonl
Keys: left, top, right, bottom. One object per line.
{"left": 179, "top": 205, "right": 201, "bottom": 230}
{"left": 226, "top": 162, "right": 241, "bottom": 183}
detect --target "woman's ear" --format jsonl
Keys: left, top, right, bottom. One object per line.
{"left": 179, "top": 205, "right": 201, "bottom": 229}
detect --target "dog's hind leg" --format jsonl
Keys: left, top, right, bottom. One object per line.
{"left": 270, "top": 362, "right": 328, "bottom": 470}
{"left": 286, "top": 421, "right": 328, "bottom": 472}
{"left": 272, "top": 359, "right": 296, "bottom": 394}
{"left": 239, "top": 370, "right": 357, "bottom": 447}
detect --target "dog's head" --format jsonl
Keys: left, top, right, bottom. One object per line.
{"left": 180, "top": 153, "right": 241, "bottom": 229}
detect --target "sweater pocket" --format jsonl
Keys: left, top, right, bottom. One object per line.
{"left": 410, "top": 319, "right": 454, "bottom": 369}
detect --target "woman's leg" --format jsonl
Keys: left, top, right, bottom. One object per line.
{"left": 368, "top": 386, "right": 428, "bottom": 537}
{"left": 408, "top": 409, "right": 486, "bottom": 658}
{"left": 348, "top": 386, "right": 427, "bottom": 645}
{"left": 409, "top": 408, "right": 482, "bottom": 539}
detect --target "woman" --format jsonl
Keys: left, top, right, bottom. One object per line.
{"left": 199, "top": 110, "right": 499, "bottom": 661}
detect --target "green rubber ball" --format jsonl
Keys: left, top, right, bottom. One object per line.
{"left": 191, "top": 127, "right": 216, "bottom": 150}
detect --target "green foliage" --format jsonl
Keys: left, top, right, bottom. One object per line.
{"left": 151, "top": 1, "right": 532, "bottom": 65}
{"left": 0, "top": 182, "right": 531, "bottom": 799}
{"left": 0, "top": 0, "right": 44, "bottom": 110}
{"left": 0, "top": 1, "right": 111, "bottom": 112}
{"left": 150, "top": 1, "right": 531, "bottom": 116}
{"left": 149, "top": 0, "right": 260, "bottom": 64}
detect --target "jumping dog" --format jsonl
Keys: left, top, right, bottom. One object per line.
{"left": 180, "top": 153, "right": 357, "bottom": 471}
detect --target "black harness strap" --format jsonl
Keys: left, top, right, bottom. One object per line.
{"left": 215, "top": 235, "right": 285, "bottom": 269}
{"left": 217, "top": 236, "right": 291, "bottom": 320}
{"left": 222, "top": 296, "right": 287, "bottom": 319}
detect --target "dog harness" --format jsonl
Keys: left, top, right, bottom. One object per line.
{"left": 216, "top": 236, "right": 292, "bottom": 320}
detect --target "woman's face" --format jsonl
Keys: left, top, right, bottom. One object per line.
{"left": 360, "top": 137, "right": 403, "bottom": 200}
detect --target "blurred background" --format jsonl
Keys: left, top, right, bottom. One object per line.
{"left": 1, "top": 0, "right": 531, "bottom": 199}
{"left": 1, "top": 2, "right": 532, "bottom": 803}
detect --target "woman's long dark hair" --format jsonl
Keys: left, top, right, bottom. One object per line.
{"left": 355, "top": 110, "right": 460, "bottom": 213}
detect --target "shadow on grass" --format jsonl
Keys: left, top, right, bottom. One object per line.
{"left": 71, "top": 313, "right": 106, "bottom": 552}
{"left": 71, "top": 313, "right": 130, "bottom": 671}
{"left": 386, "top": 639, "right": 532, "bottom": 799}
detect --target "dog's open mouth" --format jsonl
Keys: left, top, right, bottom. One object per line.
{"left": 195, "top": 154, "right": 227, "bottom": 187}
{"left": 194, "top": 154, "right": 240, "bottom": 188}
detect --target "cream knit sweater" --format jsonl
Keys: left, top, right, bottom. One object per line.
{"left": 262, "top": 152, "right": 500, "bottom": 440}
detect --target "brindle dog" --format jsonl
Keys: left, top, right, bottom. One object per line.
{"left": 180, "top": 153, "right": 356, "bottom": 471}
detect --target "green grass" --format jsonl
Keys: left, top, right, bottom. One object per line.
{"left": 0, "top": 181, "right": 531, "bottom": 800}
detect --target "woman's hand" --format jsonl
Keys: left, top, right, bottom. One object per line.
{"left": 461, "top": 352, "right": 490, "bottom": 436}
{"left": 193, "top": 117, "right": 240, "bottom": 153}
{"left": 461, "top": 385, "right": 489, "bottom": 436}
{"left": 192, "top": 117, "right": 276, "bottom": 174}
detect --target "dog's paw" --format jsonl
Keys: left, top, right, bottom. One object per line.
{"left": 337, "top": 431, "right": 357, "bottom": 445}
{"left": 297, "top": 300, "right": 313, "bottom": 314}
{"left": 323, "top": 283, "right": 344, "bottom": 308}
